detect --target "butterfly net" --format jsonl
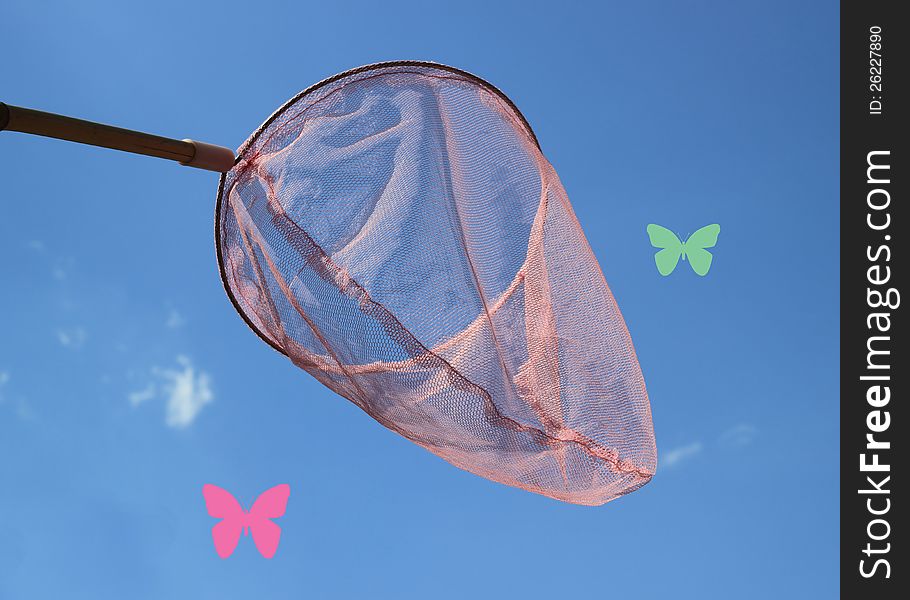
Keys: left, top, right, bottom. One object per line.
{"left": 216, "top": 62, "right": 656, "bottom": 505}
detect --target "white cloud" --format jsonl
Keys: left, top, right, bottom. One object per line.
{"left": 166, "top": 309, "right": 186, "bottom": 329}
{"left": 129, "top": 356, "right": 214, "bottom": 428}
{"left": 0, "top": 371, "right": 34, "bottom": 421}
{"left": 0, "top": 371, "right": 11, "bottom": 406}
{"left": 661, "top": 442, "right": 703, "bottom": 469}
{"left": 720, "top": 424, "right": 758, "bottom": 448}
{"left": 161, "top": 356, "right": 213, "bottom": 428}
{"left": 0, "top": 371, "right": 9, "bottom": 404}
{"left": 57, "top": 327, "right": 88, "bottom": 349}
{"left": 128, "top": 384, "right": 156, "bottom": 406}
{"left": 50, "top": 256, "right": 75, "bottom": 281}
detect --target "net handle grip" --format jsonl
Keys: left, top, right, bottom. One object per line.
{"left": 0, "top": 102, "right": 235, "bottom": 173}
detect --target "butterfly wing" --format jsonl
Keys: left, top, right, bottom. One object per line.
{"left": 682, "top": 224, "right": 720, "bottom": 276}
{"left": 250, "top": 519, "right": 282, "bottom": 559}
{"left": 248, "top": 484, "right": 290, "bottom": 559}
{"left": 211, "top": 519, "right": 244, "bottom": 559}
{"left": 202, "top": 484, "right": 244, "bottom": 559}
{"left": 646, "top": 224, "right": 683, "bottom": 276}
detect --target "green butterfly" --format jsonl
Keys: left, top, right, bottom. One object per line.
{"left": 646, "top": 224, "right": 721, "bottom": 276}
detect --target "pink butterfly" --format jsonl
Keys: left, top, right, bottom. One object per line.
{"left": 202, "top": 484, "right": 290, "bottom": 559}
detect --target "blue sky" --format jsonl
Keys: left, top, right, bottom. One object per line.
{"left": 0, "top": 1, "right": 838, "bottom": 598}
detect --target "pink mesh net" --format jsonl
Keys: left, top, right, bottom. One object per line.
{"left": 216, "top": 62, "right": 656, "bottom": 505}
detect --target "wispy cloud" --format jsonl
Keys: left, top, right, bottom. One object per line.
{"left": 165, "top": 309, "right": 186, "bottom": 329}
{"left": 52, "top": 266, "right": 68, "bottom": 281}
{"left": 57, "top": 327, "right": 88, "bottom": 349}
{"left": 128, "top": 356, "right": 214, "bottom": 428}
{"left": 0, "top": 371, "right": 35, "bottom": 421}
{"left": 23, "top": 240, "right": 73, "bottom": 281}
{"left": 661, "top": 441, "right": 703, "bottom": 469}
{"left": 0, "top": 371, "right": 10, "bottom": 404}
{"left": 128, "top": 384, "right": 156, "bottom": 407}
{"left": 719, "top": 424, "right": 758, "bottom": 448}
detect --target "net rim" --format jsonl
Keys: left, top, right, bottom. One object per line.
{"left": 214, "top": 60, "right": 540, "bottom": 357}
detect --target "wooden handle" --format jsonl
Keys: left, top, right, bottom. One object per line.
{"left": 0, "top": 102, "right": 235, "bottom": 172}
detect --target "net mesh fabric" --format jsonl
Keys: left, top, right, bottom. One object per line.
{"left": 217, "top": 62, "right": 656, "bottom": 505}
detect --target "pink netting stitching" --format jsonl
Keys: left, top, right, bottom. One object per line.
{"left": 216, "top": 62, "right": 656, "bottom": 505}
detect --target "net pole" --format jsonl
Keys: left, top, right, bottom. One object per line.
{"left": 0, "top": 102, "right": 235, "bottom": 172}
